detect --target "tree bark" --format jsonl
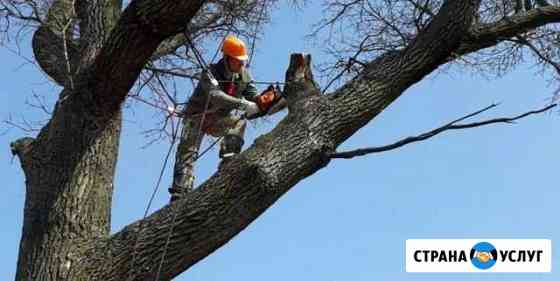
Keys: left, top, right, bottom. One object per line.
{"left": 62, "top": 2, "right": 480, "bottom": 280}
{"left": 32, "top": 0, "right": 78, "bottom": 87}
{"left": 456, "top": 5, "right": 560, "bottom": 58}
{"left": 13, "top": 0, "right": 560, "bottom": 280}
{"left": 15, "top": 0, "right": 206, "bottom": 280}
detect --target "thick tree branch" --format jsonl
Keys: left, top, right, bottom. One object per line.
{"left": 12, "top": 0, "right": 560, "bottom": 280}
{"left": 151, "top": 11, "right": 222, "bottom": 60}
{"left": 145, "top": 66, "right": 198, "bottom": 79}
{"left": 72, "top": 1, "right": 483, "bottom": 280}
{"left": 326, "top": 0, "right": 481, "bottom": 146}
{"left": 75, "top": 0, "right": 122, "bottom": 64}
{"left": 86, "top": 0, "right": 207, "bottom": 116}
{"left": 456, "top": 5, "right": 560, "bottom": 57}
{"left": 310, "top": 3, "right": 560, "bottom": 88}
{"left": 32, "top": 26, "right": 79, "bottom": 86}
{"left": 330, "top": 103, "right": 557, "bottom": 159}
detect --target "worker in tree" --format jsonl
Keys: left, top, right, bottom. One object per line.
{"left": 169, "top": 35, "right": 281, "bottom": 201}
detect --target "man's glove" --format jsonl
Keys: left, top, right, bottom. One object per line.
{"left": 256, "top": 85, "right": 280, "bottom": 113}
{"left": 201, "top": 69, "right": 219, "bottom": 89}
{"left": 240, "top": 99, "right": 260, "bottom": 118}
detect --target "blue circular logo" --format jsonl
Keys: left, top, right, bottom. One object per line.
{"left": 470, "top": 242, "right": 497, "bottom": 270}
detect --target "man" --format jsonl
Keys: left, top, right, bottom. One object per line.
{"left": 169, "top": 35, "right": 280, "bottom": 201}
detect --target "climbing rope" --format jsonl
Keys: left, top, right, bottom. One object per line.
{"left": 126, "top": 116, "right": 180, "bottom": 281}
{"left": 130, "top": 8, "right": 277, "bottom": 277}
{"left": 126, "top": 27, "right": 216, "bottom": 281}
{"left": 153, "top": 36, "right": 213, "bottom": 278}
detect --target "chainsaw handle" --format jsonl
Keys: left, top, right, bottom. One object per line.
{"left": 244, "top": 110, "right": 268, "bottom": 120}
{"left": 244, "top": 83, "right": 284, "bottom": 120}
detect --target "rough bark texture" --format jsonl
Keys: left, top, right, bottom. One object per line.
{"left": 15, "top": 0, "right": 205, "bottom": 280}
{"left": 456, "top": 5, "right": 560, "bottom": 57}
{"left": 11, "top": 1, "right": 560, "bottom": 281}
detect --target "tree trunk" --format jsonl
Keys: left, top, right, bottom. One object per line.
{"left": 15, "top": 89, "right": 121, "bottom": 281}
{"left": 12, "top": 0, "right": 560, "bottom": 280}
{"left": 14, "top": 0, "right": 205, "bottom": 280}
{"left": 13, "top": 0, "right": 479, "bottom": 279}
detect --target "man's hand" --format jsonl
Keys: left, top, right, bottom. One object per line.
{"left": 201, "top": 69, "right": 219, "bottom": 88}
{"left": 240, "top": 99, "right": 260, "bottom": 118}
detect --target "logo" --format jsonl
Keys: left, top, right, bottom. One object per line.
{"left": 406, "top": 239, "right": 551, "bottom": 272}
{"left": 470, "top": 242, "right": 497, "bottom": 270}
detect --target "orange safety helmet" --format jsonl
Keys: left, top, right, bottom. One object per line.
{"left": 222, "top": 35, "right": 249, "bottom": 61}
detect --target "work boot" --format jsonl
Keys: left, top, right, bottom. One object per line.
{"left": 168, "top": 185, "right": 183, "bottom": 202}
{"left": 219, "top": 134, "right": 244, "bottom": 160}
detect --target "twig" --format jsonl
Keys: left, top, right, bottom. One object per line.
{"left": 25, "top": 91, "right": 52, "bottom": 115}
{"left": 4, "top": 113, "right": 43, "bottom": 133}
{"left": 511, "top": 35, "right": 560, "bottom": 76}
{"left": 329, "top": 103, "right": 557, "bottom": 159}
{"left": 146, "top": 66, "right": 198, "bottom": 80}
{"left": 321, "top": 35, "right": 370, "bottom": 94}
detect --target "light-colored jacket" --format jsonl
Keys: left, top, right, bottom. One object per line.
{"left": 184, "top": 58, "right": 258, "bottom": 117}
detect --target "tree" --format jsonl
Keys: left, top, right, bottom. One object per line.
{"left": 3, "top": 0, "right": 558, "bottom": 280}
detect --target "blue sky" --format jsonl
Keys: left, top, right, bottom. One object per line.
{"left": 1, "top": 2, "right": 558, "bottom": 281}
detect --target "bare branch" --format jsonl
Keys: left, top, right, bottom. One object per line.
{"left": 321, "top": 35, "right": 370, "bottom": 94}
{"left": 18, "top": 1, "right": 560, "bottom": 280}
{"left": 510, "top": 34, "right": 560, "bottom": 75}
{"left": 0, "top": 0, "right": 42, "bottom": 24}
{"left": 311, "top": 2, "right": 560, "bottom": 88}
{"left": 145, "top": 66, "right": 199, "bottom": 80}
{"left": 25, "top": 91, "right": 52, "bottom": 115}
{"left": 73, "top": 2, "right": 482, "bottom": 279}
{"left": 330, "top": 103, "right": 557, "bottom": 159}
{"left": 456, "top": 5, "right": 560, "bottom": 57}
{"left": 4, "top": 113, "right": 45, "bottom": 134}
